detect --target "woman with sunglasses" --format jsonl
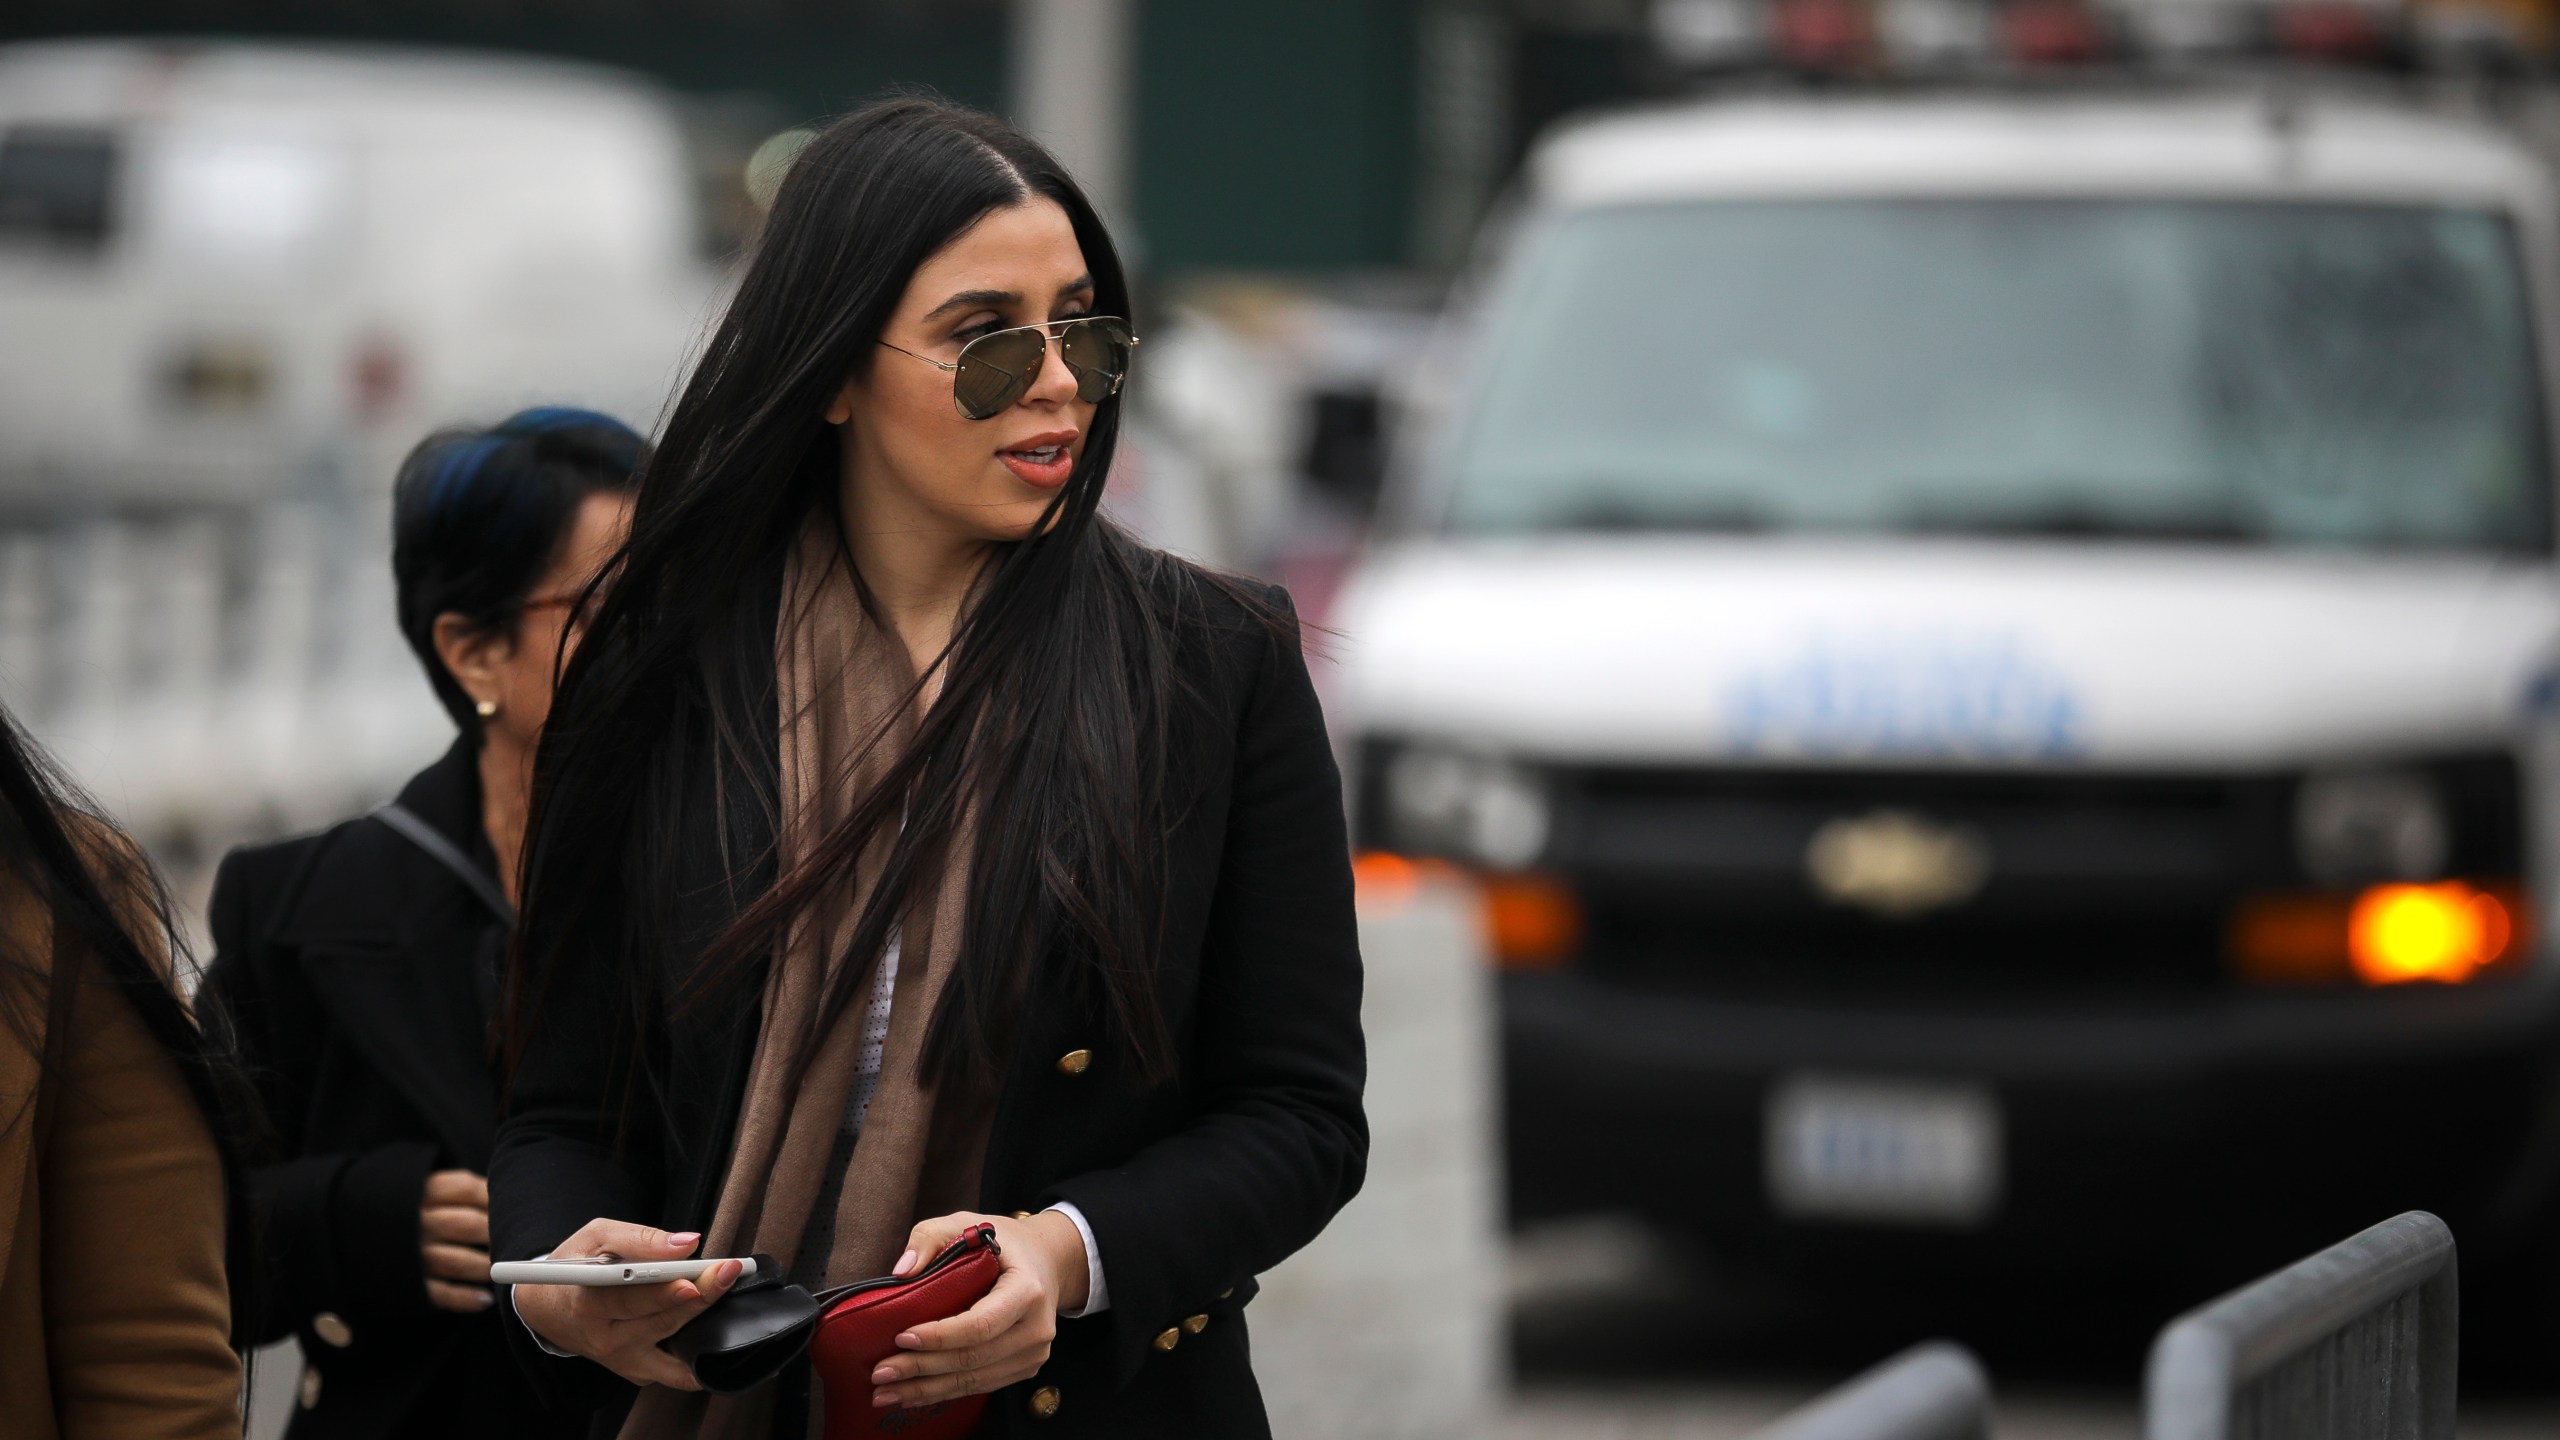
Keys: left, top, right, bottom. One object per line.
{"left": 202, "top": 409, "right": 641, "bottom": 1439}
{"left": 489, "top": 99, "right": 1366, "bottom": 1438}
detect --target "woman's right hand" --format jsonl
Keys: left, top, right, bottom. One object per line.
{"left": 511, "top": 1221, "right": 744, "bottom": 1390}
{"left": 420, "top": 1169, "right": 495, "bottom": 1312}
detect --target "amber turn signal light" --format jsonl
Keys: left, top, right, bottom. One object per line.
{"left": 1479, "top": 872, "right": 1582, "bottom": 970}
{"left": 2349, "top": 882, "right": 2515, "bottom": 985}
{"left": 1351, "top": 850, "right": 1456, "bottom": 905}
{"left": 1352, "top": 851, "right": 1583, "bottom": 970}
{"left": 2231, "top": 881, "right": 2527, "bottom": 987}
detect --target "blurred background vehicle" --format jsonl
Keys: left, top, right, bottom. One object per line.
{"left": 0, "top": 38, "right": 717, "bottom": 877}
{"left": 0, "top": 41, "right": 707, "bottom": 507}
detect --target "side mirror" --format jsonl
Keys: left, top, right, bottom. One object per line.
{"left": 1301, "top": 385, "right": 1387, "bottom": 519}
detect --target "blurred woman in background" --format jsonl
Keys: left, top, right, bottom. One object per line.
{"left": 0, "top": 704, "right": 246, "bottom": 1437}
{"left": 203, "top": 407, "right": 641, "bottom": 1438}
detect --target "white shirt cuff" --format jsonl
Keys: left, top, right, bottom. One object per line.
{"left": 507, "top": 1254, "right": 580, "bottom": 1357}
{"left": 1044, "top": 1202, "right": 1109, "bottom": 1317}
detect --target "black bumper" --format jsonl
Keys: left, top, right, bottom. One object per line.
{"left": 1503, "top": 967, "right": 2560, "bottom": 1280}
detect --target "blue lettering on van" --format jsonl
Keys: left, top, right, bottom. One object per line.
{"left": 1723, "top": 633, "right": 2085, "bottom": 760}
{"left": 2520, "top": 665, "right": 2560, "bottom": 718}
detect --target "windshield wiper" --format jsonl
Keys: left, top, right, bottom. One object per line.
{"left": 1492, "top": 489, "right": 2256, "bottom": 542}
{"left": 1899, "top": 497, "right": 2252, "bottom": 544}
{"left": 1534, "top": 491, "right": 1773, "bottom": 534}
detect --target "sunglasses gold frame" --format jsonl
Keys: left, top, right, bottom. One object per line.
{"left": 880, "top": 315, "right": 1140, "bottom": 420}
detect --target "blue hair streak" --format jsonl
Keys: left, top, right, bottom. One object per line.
{"left": 424, "top": 408, "right": 644, "bottom": 520}
{"left": 498, "top": 405, "right": 645, "bottom": 443}
{"left": 421, "top": 433, "right": 510, "bottom": 521}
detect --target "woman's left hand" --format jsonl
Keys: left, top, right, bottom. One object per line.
{"left": 869, "top": 1209, "right": 1089, "bottom": 1409}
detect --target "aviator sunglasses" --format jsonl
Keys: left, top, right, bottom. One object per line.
{"left": 880, "top": 315, "right": 1140, "bottom": 421}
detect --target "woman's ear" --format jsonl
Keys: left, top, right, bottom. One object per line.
{"left": 432, "top": 612, "right": 515, "bottom": 714}
{"left": 824, "top": 375, "right": 859, "bottom": 427}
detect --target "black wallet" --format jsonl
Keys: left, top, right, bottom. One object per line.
{"left": 662, "top": 1255, "right": 820, "bottom": 1393}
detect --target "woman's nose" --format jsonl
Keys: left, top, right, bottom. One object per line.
{"left": 1020, "top": 328, "right": 1082, "bottom": 407}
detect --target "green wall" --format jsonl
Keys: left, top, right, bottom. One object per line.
{"left": 3, "top": 0, "right": 1577, "bottom": 274}
{"left": 0, "top": 2, "right": 1010, "bottom": 129}
{"left": 1133, "top": 0, "right": 1422, "bottom": 272}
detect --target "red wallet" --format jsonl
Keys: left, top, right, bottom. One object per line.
{"left": 806, "top": 1224, "right": 1005, "bottom": 1440}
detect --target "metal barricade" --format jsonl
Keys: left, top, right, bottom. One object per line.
{"left": 1745, "top": 1341, "right": 1992, "bottom": 1440}
{"left": 2144, "top": 1210, "right": 2457, "bottom": 1440}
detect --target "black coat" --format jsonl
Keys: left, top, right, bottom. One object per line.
{"left": 487, "top": 575, "right": 1368, "bottom": 1438}
{"left": 205, "top": 741, "right": 591, "bottom": 1439}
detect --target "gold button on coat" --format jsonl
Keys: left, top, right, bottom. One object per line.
{"left": 1153, "top": 1325, "right": 1181, "bottom": 1351}
{"left": 1028, "top": 1385, "right": 1062, "bottom": 1418}
{"left": 312, "top": 1311, "right": 353, "bottom": 1348}
{"left": 1011, "top": 1210, "right": 1033, "bottom": 1220}
{"left": 1219, "top": 1287, "right": 1235, "bottom": 1299}
{"left": 298, "top": 1368, "right": 323, "bottom": 1410}
{"left": 1184, "top": 1313, "right": 1209, "bottom": 1334}
{"left": 1055, "top": 1048, "right": 1092, "bottom": 1076}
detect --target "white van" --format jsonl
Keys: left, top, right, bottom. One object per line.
{"left": 0, "top": 39, "right": 713, "bottom": 505}
{"left": 0, "top": 40, "right": 715, "bottom": 850}
{"left": 1336, "top": 90, "right": 2560, "bottom": 1300}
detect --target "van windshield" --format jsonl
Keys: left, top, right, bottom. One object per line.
{"left": 0, "top": 127, "right": 118, "bottom": 252}
{"left": 1438, "top": 198, "right": 2550, "bottom": 551}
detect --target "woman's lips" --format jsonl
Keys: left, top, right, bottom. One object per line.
{"left": 998, "top": 430, "right": 1078, "bottom": 489}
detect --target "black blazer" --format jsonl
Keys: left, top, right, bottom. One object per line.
{"left": 487, "top": 574, "right": 1368, "bottom": 1438}
{"left": 205, "top": 741, "right": 589, "bottom": 1440}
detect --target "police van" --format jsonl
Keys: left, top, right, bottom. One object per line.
{"left": 1334, "top": 85, "right": 2560, "bottom": 1302}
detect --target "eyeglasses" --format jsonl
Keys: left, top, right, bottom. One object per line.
{"left": 879, "top": 315, "right": 1139, "bottom": 421}
{"left": 514, "top": 587, "right": 607, "bottom": 633}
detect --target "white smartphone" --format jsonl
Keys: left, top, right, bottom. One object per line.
{"left": 488, "top": 1255, "right": 758, "bottom": 1287}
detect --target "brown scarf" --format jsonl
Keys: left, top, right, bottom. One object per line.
{"left": 623, "top": 520, "right": 994, "bottom": 1440}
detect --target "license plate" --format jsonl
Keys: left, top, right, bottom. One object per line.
{"left": 1765, "top": 1074, "right": 2003, "bottom": 1227}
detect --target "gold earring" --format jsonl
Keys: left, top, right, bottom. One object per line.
{"left": 475, "top": 698, "right": 499, "bottom": 719}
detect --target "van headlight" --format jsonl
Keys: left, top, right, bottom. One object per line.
{"left": 1382, "top": 744, "right": 1551, "bottom": 869}
{"left": 2295, "top": 768, "right": 2450, "bottom": 885}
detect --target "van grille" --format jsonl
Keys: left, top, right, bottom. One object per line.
{"left": 1365, "top": 749, "right": 2523, "bottom": 998}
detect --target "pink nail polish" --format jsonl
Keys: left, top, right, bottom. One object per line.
{"left": 893, "top": 1249, "right": 916, "bottom": 1275}
{"left": 872, "top": 1392, "right": 897, "bottom": 1408}
{"left": 871, "top": 1366, "right": 897, "bottom": 1384}
{"left": 896, "top": 1331, "right": 921, "bottom": 1349}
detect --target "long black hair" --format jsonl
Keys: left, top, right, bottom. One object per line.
{"left": 391, "top": 407, "right": 649, "bottom": 737}
{"left": 510, "top": 98, "right": 1270, "bottom": 1115}
{"left": 0, "top": 704, "right": 260, "bottom": 1345}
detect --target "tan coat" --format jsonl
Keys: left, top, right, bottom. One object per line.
{"left": 0, "top": 866, "right": 243, "bottom": 1438}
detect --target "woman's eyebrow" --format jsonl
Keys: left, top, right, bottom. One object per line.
{"left": 922, "top": 288, "right": 1018, "bottom": 321}
{"left": 921, "top": 276, "right": 1093, "bottom": 323}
